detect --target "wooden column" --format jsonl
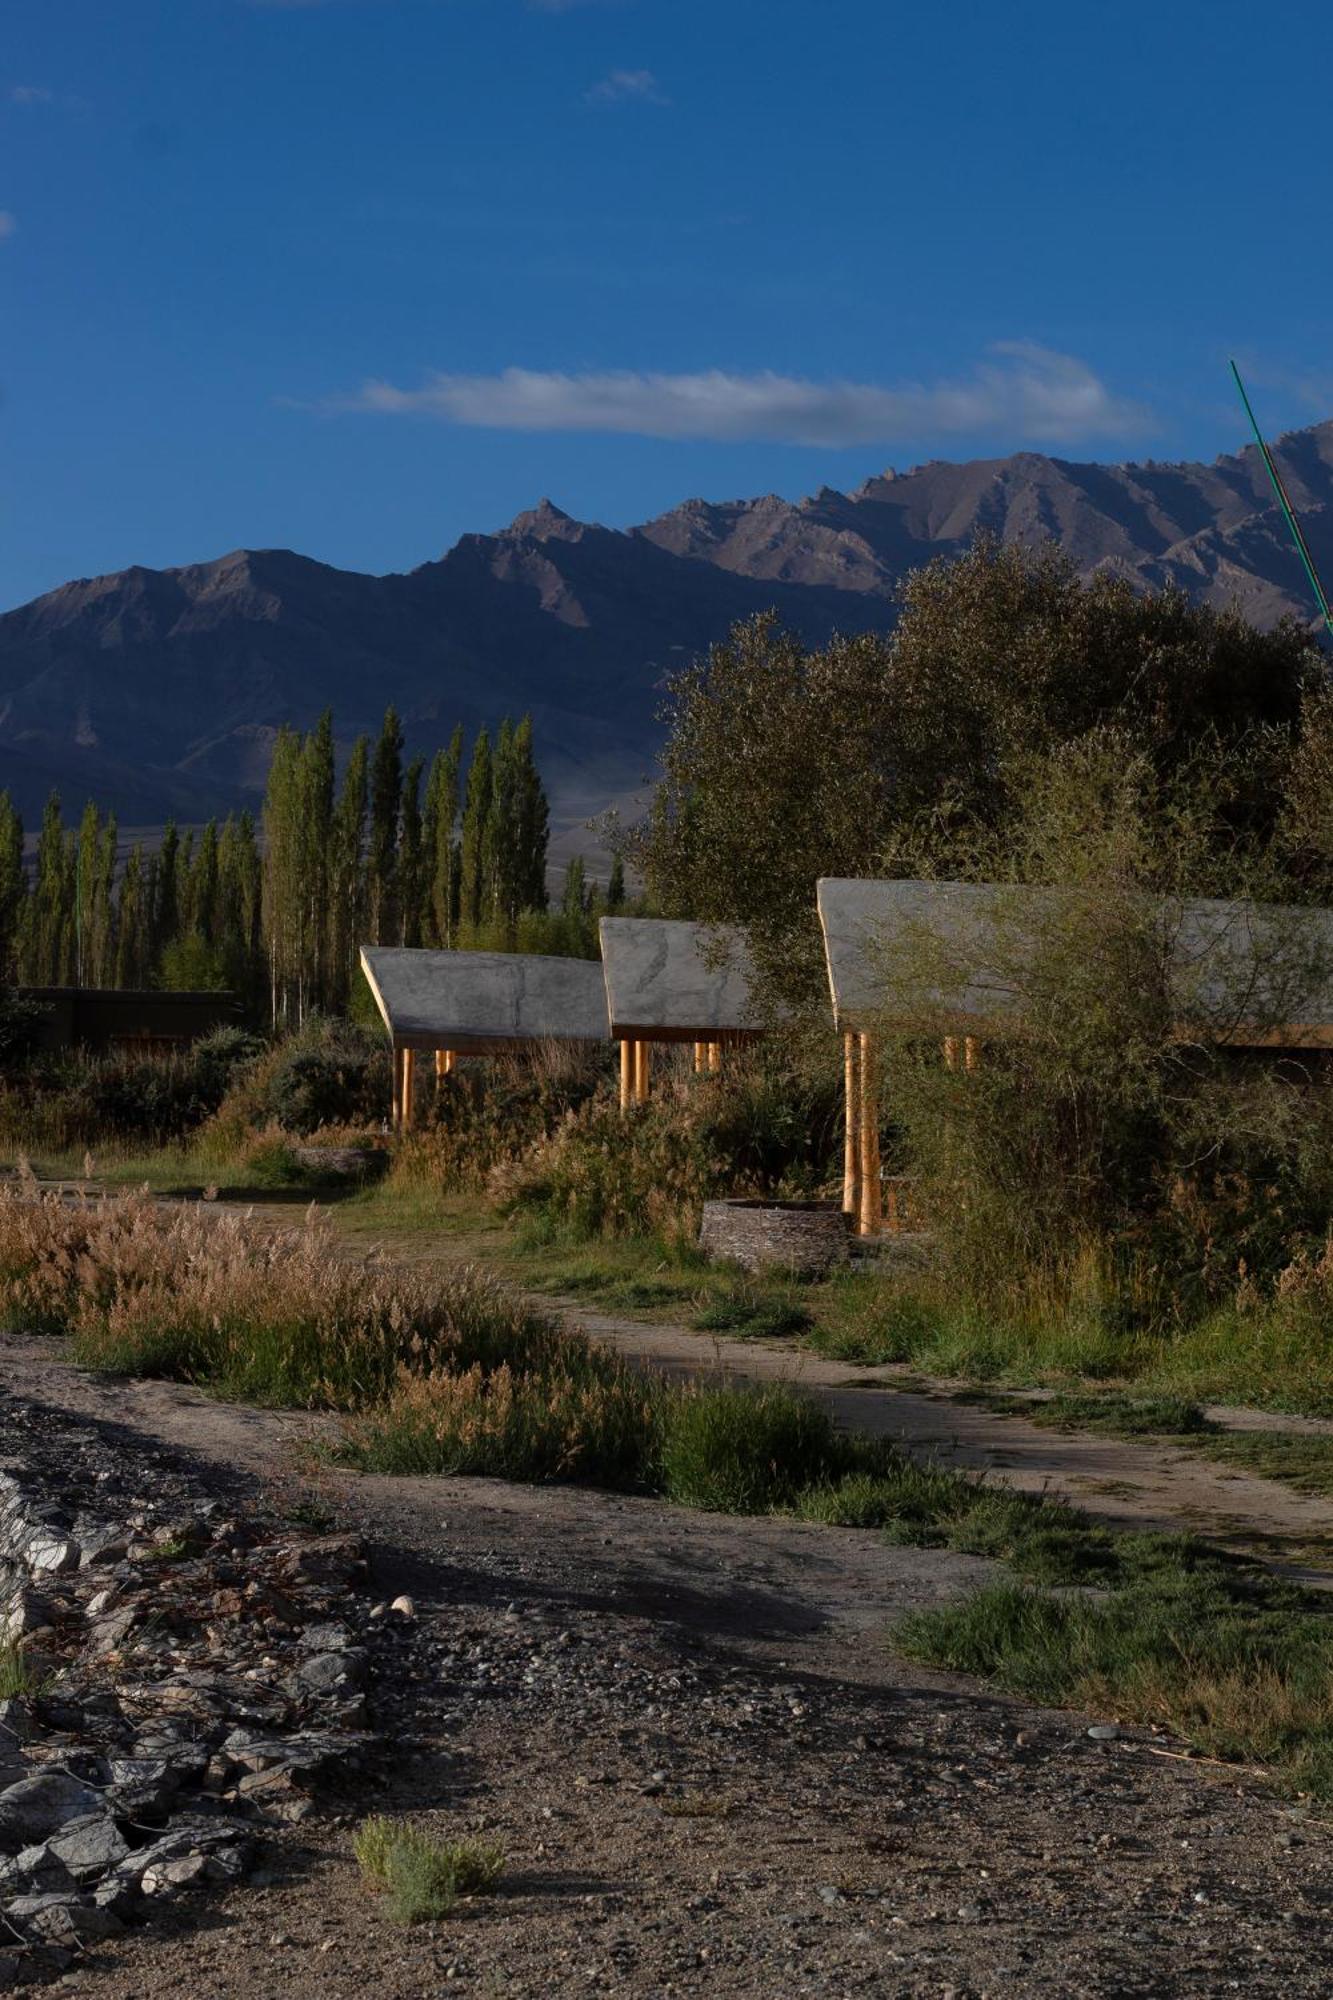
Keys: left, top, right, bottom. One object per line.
{"left": 943, "top": 1036, "right": 960, "bottom": 1072}
{"left": 694, "top": 1040, "right": 706, "bottom": 1074}
{"left": 619, "top": 1038, "right": 634, "bottom": 1113}
{"left": 635, "top": 1039, "right": 651, "bottom": 1104}
{"left": 435, "top": 1048, "right": 456, "bottom": 1081}
{"left": 858, "top": 1030, "right": 881, "bottom": 1237}
{"left": 708, "top": 1041, "right": 722, "bottom": 1074}
{"left": 401, "top": 1047, "right": 416, "bottom": 1131}
{"left": 842, "top": 1030, "right": 861, "bottom": 1218}
{"left": 392, "top": 1047, "right": 404, "bottom": 1134}
{"left": 963, "top": 1036, "right": 979, "bottom": 1072}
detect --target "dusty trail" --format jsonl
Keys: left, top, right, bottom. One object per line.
{"left": 160, "top": 1185, "right": 1333, "bottom": 1562}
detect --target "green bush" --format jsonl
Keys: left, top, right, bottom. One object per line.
{"left": 495, "top": 1053, "right": 835, "bottom": 1243}
{"left": 658, "top": 1382, "right": 846, "bottom": 1513}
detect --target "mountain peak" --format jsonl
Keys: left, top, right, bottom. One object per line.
{"left": 505, "top": 498, "right": 585, "bottom": 543}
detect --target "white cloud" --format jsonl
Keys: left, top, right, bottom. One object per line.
{"left": 10, "top": 85, "right": 54, "bottom": 105}
{"left": 0, "top": 213, "right": 17, "bottom": 242}
{"left": 332, "top": 345, "right": 1150, "bottom": 448}
{"left": 586, "top": 67, "right": 667, "bottom": 105}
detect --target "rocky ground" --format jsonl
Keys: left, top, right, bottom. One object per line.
{"left": 2, "top": 1333, "right": 1333, "bottom": 1996}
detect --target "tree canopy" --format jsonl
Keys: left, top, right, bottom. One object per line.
{"left": 630, "top": 539, "right": 1325, "bottom": 1001}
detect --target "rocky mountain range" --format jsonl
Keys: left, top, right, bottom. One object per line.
{"left": 3, "top": 421, "right": 1332, "bottom": 834}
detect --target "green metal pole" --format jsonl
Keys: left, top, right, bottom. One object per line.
{"left": 1230, "top": 359, "right": 1333, "bottom": 638}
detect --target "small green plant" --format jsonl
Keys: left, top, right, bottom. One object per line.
{"left": 0, "top": 1639, "right": 41, "bottom": 1700}
{"left": 354, "top": 1817, "right": 504, "bottom": 1925}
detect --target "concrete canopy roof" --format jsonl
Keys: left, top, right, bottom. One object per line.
{"left": 817, "top": 878, "right": 1333, "bottom": 1048}
{"left": 599, "top": 919, "right": 763, "bottom": 1042}
{"left": 360, "top": 947, "right": 610, "bottom": 1054}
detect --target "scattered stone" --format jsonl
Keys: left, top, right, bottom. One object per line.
{"left": 1087, "top": 1724, "right": 1121, "bottom": 1742}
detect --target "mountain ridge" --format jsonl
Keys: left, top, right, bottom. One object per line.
{"left": 3, "top": 422, "right": 1332, "bottom": 829}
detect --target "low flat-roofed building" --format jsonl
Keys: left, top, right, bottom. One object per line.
{"left": 598, "top": 917, "right": 762, "bottom": 1108}
{"left": 816, "top": 876, "right": 1333, "bottom": 1236}
{"left": 359, "top": 945, "right": 609, "bottom": 1129}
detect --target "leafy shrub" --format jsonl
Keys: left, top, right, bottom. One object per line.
{"left": 258, "top": 1021, "right": 388, "bottom": 1134}
{"left": 494, "top": 1053, "right": 834, "bottom": 1242}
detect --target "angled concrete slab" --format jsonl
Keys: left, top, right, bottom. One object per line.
{"left": 360, "top": 946, "right": 610, "bottom": 1053}
{"left": 817, "top": 877, "right": 1333, "bottom": 1047}
{"left": 599, "top": 918, "right": 763, "bottom": 1043}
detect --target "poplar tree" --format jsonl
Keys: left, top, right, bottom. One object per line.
{"left": 153, "top": 823, "right": 181, "bottom": 968}
{"left": 488, "top": 718, "right": 520, "bottom": 929}
{"left": 606, "top": 854, "right": 626, "bottom": 913}
{"left": 298, "top": 712, "right": 335, "bottom": 1008}
{"left": 422, "top": 727, "right": 462, "bottom": 947}
{"left": 512, "top": 715, "right": 549, "bottom": 912}
{"left": 330, "top": 737, "right": 368, "bottom": 1006}
{"left": 114, "top": 847, "right": 152, "bottom": 988}
{"left": 261, "top": 726, "right": 303, "bottom": 1027}
{"left": 398, "top": 758, "right": 425, "bottom": 947}
{"left": 459, "top": 728, "right": 492, "bottom": 930}
{"left": 0, "top": 794, "right": 25, "bottom": 979}
{"left": 24, "top": 793, "right": 75, "bottom": 984}
{"left": 217, "top": 813, "right": 262, "bottom": 1004}
{"left": 368, "top": 706, "right": 404, "bottom": 944}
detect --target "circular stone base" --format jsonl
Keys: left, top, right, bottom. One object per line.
{"left": 698, "top": 1198, "right": 849, "bottom": 1278}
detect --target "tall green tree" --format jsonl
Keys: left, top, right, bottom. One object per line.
{"left": 398, "top": 757, "right": 425, "bottom": 947}
{"left": 368, "top": 706, "right": 404, "bottom": 944}
{"left": 512, "top": 715, "right": 549, "bottom": 913}
{"left": 459, "top": 727, "right": 493, "bottom": 931}
{"left": 114, "top": 846, "right": 152, "bottom": 988}
{"left": 0, "top": 794, "right": 25, "bottom": 979}
{"left": 422, "top": 727, "right": 462, "bottom": 947}
{"left": 330, "top": 736, "right": 369, "bottom": 1005}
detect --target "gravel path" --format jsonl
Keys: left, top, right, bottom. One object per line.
{"left": 2, "top": 1332, "right": 1333, "bottom": 1997}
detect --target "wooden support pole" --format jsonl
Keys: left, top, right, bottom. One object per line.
{"left": 842, "top": 1030, "right": 861, "bottom": 1218}
{"left": 435, "top": 1048, "right": 456, "bottom": 1081}
{"left": 401, "top": 1047, "right": 416, "bottom": 1131}
{"left": 708, "top": 1041, "right": 722, "bottom": 1074}
{"left": 619, "top": 1039, "right": 634, "bottom": 1113}
{"left": 963, "top": 1036, "right": 979, "bottom": 1072}
{"left": 858, "top": 1031, "right": 882, "bottom": 1238}
{"left": 635, "top": 1039, "right": 651, "bottom": 1104}
{"left": 694, "top": 1041, "right": 706, "bottom": 1074}
{"left": 943, "top": 1036, "right": 960, "bottom": 1072}
{"left": 392, "top": 1047, "right": 404, "bottom": 1134}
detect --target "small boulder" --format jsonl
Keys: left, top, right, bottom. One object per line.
{"left": 0, "top": 1772, "right": 101, "bottom": 1853}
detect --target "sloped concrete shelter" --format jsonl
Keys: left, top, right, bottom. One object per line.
{"left": 599, "top": 918, "right": 763, "bottom": 1109}
{"left": 817, "top": 875, "right": 1333, "bottom": 1236}
{"left": 360, "top": 946, "right": 610, "bottom": 1131}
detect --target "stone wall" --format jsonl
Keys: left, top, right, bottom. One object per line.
{"left": 698, "top": 1199, "right": 849, "bottom": 1278}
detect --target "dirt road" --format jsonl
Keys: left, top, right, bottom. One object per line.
{"left": 3, "top": 1329, "right": 1332, "bottom": 1998}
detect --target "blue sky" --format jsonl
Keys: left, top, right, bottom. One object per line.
{"left": 5, "top": 0, "right": 1333, "bottom": 608}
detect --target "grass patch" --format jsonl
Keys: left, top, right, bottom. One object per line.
{"left": 0, "top": 1641, "right": 42, "bottom": 1701}
{"left": 1192, "top": 1431, "right": 1333, "bottom": 1499}
{"left": 691, "top": 1288, "right": 814, "bottom": 1340}
{"left": 354, "top": 1818, "right": 504, "bottom": 1925}
{"left": 898, "top": 1552, "right": 1333, "bottom": 1797}
{"left": 1001, "top": 1391, "right": 1218, "bottom": 1437}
